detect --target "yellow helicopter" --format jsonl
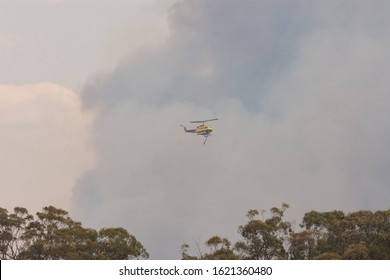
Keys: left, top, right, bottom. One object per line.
{"left": 180, "top": 118, "right": 218, "bottom": 144}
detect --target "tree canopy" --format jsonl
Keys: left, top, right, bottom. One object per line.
{"left": 2, "top": 204, "right": 389, "bottom": 260}
{"left": 182, "top": 203, "right": 390, "bottom": 260}
{"left": 0, "top": 206, "right": 148, "bottom": 260}
{"left": 289, "top": 209, "right": 390, "bottom": 260}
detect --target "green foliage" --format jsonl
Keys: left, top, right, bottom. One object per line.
{"left": 203, "top": 236, "right": 239, "bottom": 260}
{"left": 182, "top": 203, "right": 292, "bottom": 260}
{"left": 97, "top": 228, "right": 149, "bottom": 259}
{"left": 3, "top": 204, "right": 390, "bottom": 260}
{"left": 343, "top": 243, "right": 369, "bottom": 260}
{"left": 288, "top": 230, "right": 319, "bottom": 260}
{"left": 237, "top": 203, "right": 292, "bottom": 260}
{"left": 181, "top": 236, "right": 239, "bottom": 260}
{"left": 183, "top": 204, "right": 390, "bottom": 260}
{"left": 290, "top": 209, "right": 390, "bottom": 260}
{"left": 0, "top": 207, "right": 33, "bottom": 259}
{"left": 0, "top": 206, "right": 148, "bottom": 260}
{"left": 313, "top": 252, "right": 342, "bottom": 260}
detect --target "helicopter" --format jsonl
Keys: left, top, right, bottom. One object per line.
{"left": 180, "top": 118, "right": 218, "bottom": 144}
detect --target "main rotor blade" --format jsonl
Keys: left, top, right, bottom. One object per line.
{"left": 190, "top": 118, "right": 218, "bottom": 123}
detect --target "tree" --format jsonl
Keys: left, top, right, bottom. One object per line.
{"left": 288, "top": 230, "right": 319, "bottom": 260}
{"left": 290, "top": 209, "right": 390, "bottom": 259}
{"left": 97, "top": 227, "right": 149, "bottom": 259}
{"left": 343, "top": 243, "right": 369, "bottom": 260}
{"left": 182, "top": 203, "right": 293, "bottom": 260}
{"left": 0, "top": 207, "right": 33, "bottom": 259}
{"left": 182, "top": 205, "right": 390, "bottom": 260}
{"left": 0, "top": 206, "right": 148, "bottom": 260}
{"left": 203, "top": 236, "right": 239, "bottom": 260}
{"left": 237, "top": 203, "right": 292, "bottom": 259}
{"left": 18, "top": 206, "right": 96, "bottom": 259}
{"left": 181, "top": 236, "right": 239, "bottom": 260}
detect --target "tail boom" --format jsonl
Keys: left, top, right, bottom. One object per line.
{"left": 180, "top": 125, "right": 196, "bottom": 133}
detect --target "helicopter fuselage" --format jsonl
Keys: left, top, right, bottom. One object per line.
{"left": 195, "top": 124, "right": 213, "bottom": 135}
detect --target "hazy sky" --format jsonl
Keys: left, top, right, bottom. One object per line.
{"left": 2, "top": 0, "right": 390, "bottom": 259}
{"left": 1, "top": 0, "right": 172, "bottom": 211}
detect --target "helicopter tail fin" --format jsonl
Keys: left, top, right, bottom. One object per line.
{"left": 180, "top": 125, "right": 188, "bottom": 132}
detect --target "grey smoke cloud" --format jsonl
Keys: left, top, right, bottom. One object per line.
{"left": 72, "top": 1, "right": 390, "bottom": 258}
{"left": 82, "top": 0, "right": 312, "bottom": 111}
